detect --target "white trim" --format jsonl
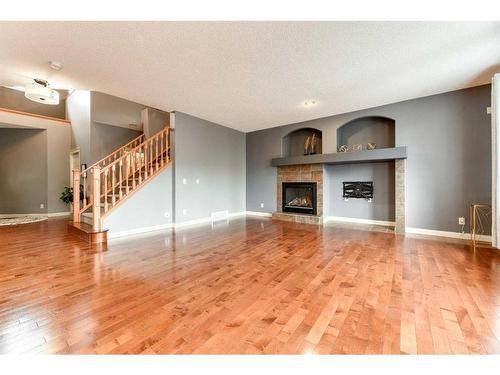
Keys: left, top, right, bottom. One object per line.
{"left": 406, "top": 227, "right": 492, "bottom": 242}
{"left": 0, "top": 213, "right": 47, "bottom": 218}
{"left": 107, "top": 223, "right": 173, "bottom": 240}
{"left": 324, "top": 216, "right": 395, "bottom": 227}
{"left": 245, "top": 211, "right": 273, "bottom": 218}
{"left": 492, "top": 74, "right": 499, "bottom": 248}
{"left": 174, "top": 216, "right": 213, "bottom": 228}
{"left": 0, "top": 212, "right": 70, "bottom": 218}
{"left": 107, "top": 212, "right": 248, "bottom": 239}
{"left": 174, "top": 211, "right": 247, "bottom": 229}
{"left": 47, "top": 212, "right": 71, "bottom": 217}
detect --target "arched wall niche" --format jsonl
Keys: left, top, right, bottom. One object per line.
{"left": 337, "top": 116, "right": 395, "bottom": 150}
{"left": 282, "top": 128, "right": 322, "bottom": 157}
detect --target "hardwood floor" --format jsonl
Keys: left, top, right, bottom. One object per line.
{"left": 1, "top": 217, "right": 500, "bottom": 354}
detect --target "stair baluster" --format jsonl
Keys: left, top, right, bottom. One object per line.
{"left": 71, "top": 127, "right": 171, "bottom": 232}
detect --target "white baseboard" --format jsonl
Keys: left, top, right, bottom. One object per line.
{"left": 323, "top": 216, "right": 491, "bottom": 242}
{"left": 0, "top": 212, "right": 70, "bottom": 218}
{"left": 48, "top": 212, "right": 71, "bottom": 217}
{"left": 0, "top": 213, "right": 47, "bottom": 218}
{"left": 324, "top": 216, "right": 395, "bottom": 227}
{"left": 108, "top": 212, "right": 247, "bottom": 239}
{"left": 101, "top": 212, "right": 493, "bottom": 244}
{"left": 245, "top": 211, "right": 272, "bottom": 218}
{"left": 108, "top": 223, "right": 173, "bottom": 239}
{"left": 174, "top": 211, "right": 247, "bottom": 229}
{"left": 406, "top": 227, "right": 492, "bottom": 242}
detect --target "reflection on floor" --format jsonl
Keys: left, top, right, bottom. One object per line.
{"left": 0, "top": 217, "right": 499, "bottom": 354}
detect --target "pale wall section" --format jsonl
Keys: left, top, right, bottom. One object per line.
{"left": 246, "top": 85, "right": 491, "bottom": 233}
{"left": 103, "top": 167, "right": 173, "bottom": 237}
{"left": 0, "top": 129, "right": 48, "bottom": 214}
{"left": 0, "top": 112, "right": 71, "bottom": 214}
{"left": 174, "top": 112, "right": 246, "bottom": 223}
{"left": 142, "top": 108, "right": 170, "bottom": 139}
{"left": 67, "top": 90, "right": 91, "bottom": 166}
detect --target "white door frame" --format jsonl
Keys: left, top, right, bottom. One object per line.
{"left": 69, "top": 149, "right": 81, "bottom": 181}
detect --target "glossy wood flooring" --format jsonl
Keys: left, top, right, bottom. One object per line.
{"left": 1, "top": 217, "right": 500, "bottom": 354}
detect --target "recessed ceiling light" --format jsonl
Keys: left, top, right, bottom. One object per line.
{"left": 302, "top": 100, "right": 317, "bottom": 108}
{"left": 49, "top": 61, "right": 63, "bottom": 71}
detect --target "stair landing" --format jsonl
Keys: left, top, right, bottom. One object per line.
{"left": 68, "top": 221, "right": 108, "bottom": 244}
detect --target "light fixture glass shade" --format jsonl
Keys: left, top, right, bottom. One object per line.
{"left": 24, "top": 80, "right": 60, "bottom": 105}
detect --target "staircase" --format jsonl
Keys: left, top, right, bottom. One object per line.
{"left": 69, "top": 127, "right": 171, "bottom": 243}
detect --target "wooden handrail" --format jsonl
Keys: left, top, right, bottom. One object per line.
{"left": 100, "top": 128, "right": 169, "bottom": 174}
{"left": 72, "top": 126, "right": 171, "bottom": 231}
{"left": 81, "top": 133, "right": 145, "bottom": 176}
{"left": 99, "top": 128, "right": 170, "bottom": 214}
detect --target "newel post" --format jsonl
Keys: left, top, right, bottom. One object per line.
{"left": 72, "top": 169, "right": 80, "bottom": 223}
{"left": 92, "top": 166, "right": 101, "bottom": 231}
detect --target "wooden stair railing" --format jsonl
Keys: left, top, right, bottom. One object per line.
{"left": 77, "top": 133, "right": 144, "bottom": 214}
{"left": 72, "top": 128, "right": 171, "bottom": 230}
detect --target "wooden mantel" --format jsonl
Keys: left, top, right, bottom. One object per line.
{"left": 271, "top": 146, "right": 407, "bottom": 167}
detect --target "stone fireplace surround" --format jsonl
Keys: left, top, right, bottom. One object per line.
{"left": 273, "top": 164, "right": 325, "bottom": 225}
{"left": 272, "top": 161, "right": 406, "bottom": 233}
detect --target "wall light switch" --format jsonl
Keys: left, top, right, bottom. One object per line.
{"left": 487, "top": 107, "right": 492, "bottom": 114}
{"left": 182, "top": 209, "right": 187, "bottom": 216}
{"left": 196, "top": 179, "right": 200, "bottom": 184}
{"left": 40, "top": 203, "right": 44, "bottom": 209}
{"left": 260, "top": 203, "right": 264, "bottom": 208}
{"left": 182, "top": 178, "right": 187, "bottom": 185}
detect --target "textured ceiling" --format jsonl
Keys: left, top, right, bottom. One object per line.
{"left": 0, "top": 21, "right": 499, "bottom": 132}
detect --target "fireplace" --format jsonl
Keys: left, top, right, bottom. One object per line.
{"left": 282, "top": 182, "right": 317, "bottom": 215}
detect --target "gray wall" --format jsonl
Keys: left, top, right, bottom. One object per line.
{"left": 0, "top": 86, "right": 67, "bottom": 120}
{"left": 103, "top": 167, "right": 173, "bottom": 235}
{"left": 142, "top": 108, "right": 170, "bottom": 138}
{"left": 91, "top": 91, "right": 145, "bottom": 130}
{"left": 0, "top": 129, "right": 48, "bottom": 214}
{"left": 174, "top": 112, "right": 246, "bottom": 223}
{"left": 246, "top": 85, "right": 491, "bottom": 232}
{"left": 68, "top": 91, "right": 148, "bottom": 166}
{"left": 90, "top": 122, "right": 141, "bottom": 165}
{"left": 325, "top": 162, "right": 395, "bottom": 221}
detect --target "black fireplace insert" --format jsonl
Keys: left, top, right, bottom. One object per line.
{"left": 282, "top": 182, "right": 317, "bottom": 215}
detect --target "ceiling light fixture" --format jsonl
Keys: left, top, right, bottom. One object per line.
{"left": 24, "top": 79, "right": 60, "bottom": 105}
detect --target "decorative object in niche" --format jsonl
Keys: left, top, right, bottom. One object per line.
{"left": 352, "top": 144, "right": 363, "bottom": 151}
{"left": 304, "top": 133, "right": 318, "bottom": 155}
{"left": 367, "top": 142, "right": 377, "bottom": 150}
{"left": 338, "top": 144, "right": 349, "bottom": 153}
{"left": 343, "top": 181, "right": 374, "bottom": 202}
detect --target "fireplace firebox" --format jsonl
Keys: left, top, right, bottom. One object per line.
{"left": 282, "top": 182, "right": 317, "bottom": 215}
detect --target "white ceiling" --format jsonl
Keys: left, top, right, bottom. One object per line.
{"left": 0, "top": 22, "right": 499, "bottom": 132}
